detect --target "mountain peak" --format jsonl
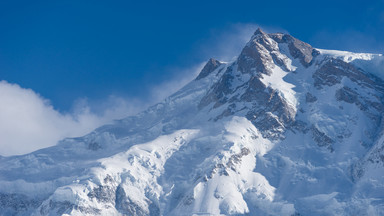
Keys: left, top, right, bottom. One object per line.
{"left": 242, "top": 29, "right": 316, "bottom": 69}
{"left": 195, "top": 58, "right": 222, "bottom": 80}
{"left": 254, "top": 27, "right": 266, "bottom": 35}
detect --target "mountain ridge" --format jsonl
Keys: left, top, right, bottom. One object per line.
{"left": 1, "top": 29, "right": 384, "bottom": 215}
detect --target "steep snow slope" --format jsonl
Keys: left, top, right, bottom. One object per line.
{"left": 1, "top": 28, "right": 384, "bottom": 215}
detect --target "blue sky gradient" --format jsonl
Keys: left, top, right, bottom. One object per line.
{"left": 1, "top": 0, "right": 383, "bottom": 111}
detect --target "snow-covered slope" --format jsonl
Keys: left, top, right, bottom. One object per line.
{"left": 1, "top": 28, "right": 384, "bottom": 216}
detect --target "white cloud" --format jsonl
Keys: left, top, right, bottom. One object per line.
{"left": 0, "top": 63, "right": 205, "bottom": 156}
{"left": 0, "top": 81, "right": 144, "bottom": 156}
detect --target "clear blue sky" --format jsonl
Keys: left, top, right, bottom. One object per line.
{"left": 1, "top": 0, "right": 383, "bottom": 111}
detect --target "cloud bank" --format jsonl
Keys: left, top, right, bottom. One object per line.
{"left": 0, "top": 81, "right": 139, "bottom": 156}
{"left": 0, "top": 63, "right": 204, "bottom": 156}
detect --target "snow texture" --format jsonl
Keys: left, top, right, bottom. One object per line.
{"left": 1, "top": 29, "right": 384, "bottom": 216}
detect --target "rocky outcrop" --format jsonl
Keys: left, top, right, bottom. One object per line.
{"left": 313, "top": 58, "right": 384, "bottom": 91}
{"left": 311, "top": 126, "right": 335, "bottom": 152}
{"left": 237, "top": 28, "right": 275, "bottom": 75}
{"left": 115, "top": 186, "right": 160, "bottom": 216}
{"left": 305, "top": 92, "right": 317, "bottom": 103}
{"left": 196, "top": 58, "right": 222, "bottom": 80}
{"left": 270, "top": 33, "right": 316, "bottom": 67}
{"left": 199, "top": 62, "right": 296, "bottom": 138}
{"left": 199, "top": 30, "right": 301, "bottom": 138}
{"left": 269, "top": 32, "right": 317, "bottom": 67}
{"left": 0, "top": 193, "right": 41, "bottom": 215}
{"left": 198, "top": 65, "right": 235, "bottom": 109}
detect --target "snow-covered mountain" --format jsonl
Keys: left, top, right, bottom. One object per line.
{"left": 1, "top": 28, "right": 384, "bottom": 216}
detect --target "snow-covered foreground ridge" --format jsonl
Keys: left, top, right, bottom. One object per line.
{"left": 1, "top": 28, "right": 384, "bottom": 215}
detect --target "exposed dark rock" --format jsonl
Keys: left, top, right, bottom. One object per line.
{"left": 196, "top": 58, "right": 222, "bottom": 80}
{"left": 198, "top": 66, "right": 235, "bottom": 110}
{"left": 87, "top": 185, "right": 115, "bottom": 203}
{"left": 104, "top": 174, "right": 114, "bottom": 184}
{"left": 182, "top": 195, "right": 195, "bottom": 206}
{"left": 200, "top": 61, "right": 296, "bottom": 139}
{"left": 335, "top": 87, "right": 360, "bottom": 105}
{"left": 254, "top": 27, "right": 265, "bottom": 36}
{"left": 88, "top": 141, "right": 102, "bottom": 151}
{"left": 199, "top": 30, "right": 318, "bottom": 139}
{"left": 313, "top": 58, "right": 384, "bottom": 91}
{"left": 238, "top": 31, "right": 274, "bottom": 75}
{"left": 270, "top": 33, "right": 315, "bottom": 67}
{"left": 305, "top": 92, "right": 317, "bottom": 103}
{"left": 227, "top": 148, "right": 250, "bottom": 172}
{"left": 290, "top": 120, "right": 309, "bottom": 134}
{"left": 115, "top": 185, "right": 159, "bottom": 216}
{"left": 0, "top": 193, "right": 41, "bottom": 215}
{"left": 311, "top": 126, "right": 334, "bottom": 152}
{"left": 115, "top": 186, "right": 148, "bottom": 216}
{"left": 206, "top": 148, "right": 252, "bottom": 179}
{"left": 245, "top": 89, "right": 296, "bottom": 139}
{"left": 285, "top": 35, "right": 314, "bottom": 67}
{"left": 335, "top": 86, "right": 384, "bottom": 114}
{"left": 352, "top": 139, "right": 384, "bottom": 181}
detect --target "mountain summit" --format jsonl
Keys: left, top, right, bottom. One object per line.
{"left": 1, "top": 29, "right": 384, "bottom": 215}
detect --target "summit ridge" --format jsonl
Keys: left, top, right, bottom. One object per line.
{"left": 1, "top": 29, "right": 384, "bottom": 216}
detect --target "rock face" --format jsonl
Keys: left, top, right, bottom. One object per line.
{"left": 1, "top": 29, "right": 384, "bottom": 216}
{"left": 199, "top": 29, "right": 315, "bottom": 138}
{"left": 195, "top": 58, "right": 222, "bottom": 80}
